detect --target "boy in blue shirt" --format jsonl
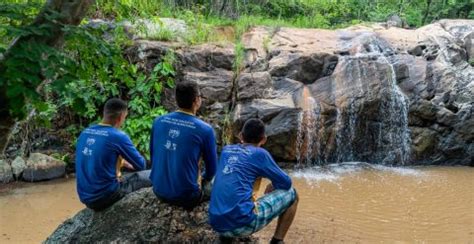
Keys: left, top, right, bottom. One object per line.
{"left": 150, "top": 82, "right": 217, "bottom": 210}
{"left": 209, "top": 119, "right": 299, "bottom": 244}
{"left": 75, "top": 98, "right": 151, "bottom": 211}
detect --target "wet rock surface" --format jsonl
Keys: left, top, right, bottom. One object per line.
{"left": 0, "top": 159, "right": 13, "bottom": 183}
{"left": 129, "top": 19, "right": 473, "bottom": 165}
{"left": 11, "top": 156, "right": 26, "bottom": 179}
{"left": 45, "top": 188, "right": 258, "bottom": 243}
{"left": 22, "top": 153, "right": 66, "bottom": 182}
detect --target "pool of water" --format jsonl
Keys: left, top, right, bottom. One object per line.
{"left": 0, "top": 165, "right": 473, "bottom": 243}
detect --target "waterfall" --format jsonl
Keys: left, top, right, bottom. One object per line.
{"left": 295, "top": 58, "right": 410, "bottom": 165}
{"left": 334, "top": 102, "right": 358, "bottom": 163}
{"left": 296, "top": 86, "right": 321, "bottom": 167}
{"left": 293, "top": 33, "right": 411, "bottom": 165}
{"left": 380, "top": 56, "right": 411, "bottom": 165}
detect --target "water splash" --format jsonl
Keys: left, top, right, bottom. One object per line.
{"left": 371, "top": 165, "right": 425, "bottom": 177}
{"left": 291, "top": 162, "right": 426, "bottom": 185}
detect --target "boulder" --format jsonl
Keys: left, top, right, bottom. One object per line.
{"left": 22, "top": 153, "right": 65, "bottom": 182}
{"left": 183, "top": 69, "right": 234, "bottom": 105}
{"left": 125, "top": 18, "right": 188, "bottom": 40}
{"left": 268, "top": 52, "right": 339, "bottom": 84}
{"left": 236, "top": 72, "right": 272, "bottom": 101}
{"left": 87, "top": 18, "right": 188, "bottom": 41}
{"left": 181, "top": 44, "right": 235, "bottom": 72}
{"left": 0, "top": 159, "right": 13, "bottom": 183}
{"left": 11, "top": 156, "right": 26, "bottom": 179}
{"left": 386, "top": 14, "right": 405, "bottom": 28}
{"left": 45, "top": 188, "right": 258, "bottom": 243}
{"left": 127, "top": 19, "right": 474, "bottom": 165}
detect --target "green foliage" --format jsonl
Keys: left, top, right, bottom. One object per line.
{"left": 0, "top": 1, "right": 42, "bottom": 48}
{"left": 233, "top": 42, "right": 245, "bottom": 73}
{"left": 50, "top": 152, "right": 70, "bottom": 165}
{"left": 220, "top": 108, "right": 233, "bottom": 146}
{"left": 161, "top": 0, "right": 473, "bottom": 29}
{"left": 1, "top": 2, "right": 176, "bottom": 158}
{"left": 1, "top": 0, "right": 471, "bottom": 158}
{"left": 89, "top": 0, "right": 164, "bottom": 20}
{"left": 149, "top": 27, "right": 175, "bottom": 41}
{"left": 0, "top": 19, "right": 69, "bottom": 118}
{"left": 183, "top": 11, "right": 214, "bottom": 44}
{"left": 123, "top": 51, "right": 175, "bottom": 156}
{"left": 263, "top": 36, "right": 271, "bottom": 54}
{"left": 58, "top": 28, "right": 176, "bottom": 158}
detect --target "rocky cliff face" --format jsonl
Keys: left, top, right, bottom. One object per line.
{"left": 46, "top": 188, "right": 257, "bottom": 243}
{"left": 129, "top": 19, "right": 473, "bottom": 166}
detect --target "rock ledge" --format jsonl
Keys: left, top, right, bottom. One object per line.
{"left": 45, "top": 188, "right": 258, "bottom": 243}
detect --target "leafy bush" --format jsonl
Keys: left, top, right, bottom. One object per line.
{"left": 262, "top": 0, "right": 309, "bottom": 19}
{"left": 0, "top": 3, "right": 175, "bottom": 158}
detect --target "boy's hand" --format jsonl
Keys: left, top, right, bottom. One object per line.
{"left": 122, "top": 159, "right": 135, "bottom": 170}
{"left": 264, "top": 183, "right": 274, "bottom": 194}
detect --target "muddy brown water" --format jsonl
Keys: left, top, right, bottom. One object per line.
{"left": 0, "top": 165, "right": 473, "bottom": 243}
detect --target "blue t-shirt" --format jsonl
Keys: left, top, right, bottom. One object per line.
{"left": 75, "top": 124, "right": 146, "bottom": 204}
{"left": 149, "top": 111, "right": 217, "bottom": 202}
{"left": 209, "top": 144, "right": 292, "bottom": 232}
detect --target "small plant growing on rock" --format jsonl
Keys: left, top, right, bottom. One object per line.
{"left": 233, "top": 42, "right": 245, "bottom": 73}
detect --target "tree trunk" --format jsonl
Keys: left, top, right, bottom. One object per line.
{"left": 0, "top": 90, "right": 15, "bottom": 156}
{"left": 0, "top": 0, "right": 95, "bottom": 156}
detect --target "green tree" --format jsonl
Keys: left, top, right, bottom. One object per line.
{"left": 0, "top": 0, "right": 95, "bottom": 154}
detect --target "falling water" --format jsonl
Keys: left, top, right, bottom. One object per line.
{"left": 334, "top": 101, "right": 358, "bottom": 163}
{"left": 364, "top": 37, "right": 411, "bottom": 164}
{"left": 380, "top": 56, "right": 411, "bottom": 164}
{"left": 295, "top": 33, "right": 411, "bottom": 165}
{"left": 330, "top": 33, "right": 411, "bottom": 164}
{"left": 296, "top": 86, "right": 321, "bottom": 167}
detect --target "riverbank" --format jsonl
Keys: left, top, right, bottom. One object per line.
{"left": 1, "top": 165, "right": 473, "bottom": 243}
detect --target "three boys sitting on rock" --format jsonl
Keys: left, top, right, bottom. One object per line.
{"left": 75, "top": 82, "right": 298, "bottom": 243}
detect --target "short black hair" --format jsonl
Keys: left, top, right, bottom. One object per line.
{"left": 175, "top": 82, "right": 200, "bottom": 109}
{"left": 241, "top": 118, "right": 266, "bottom": 144}
{"left": 103, "top": 98, "right": 128, "bottom": 120}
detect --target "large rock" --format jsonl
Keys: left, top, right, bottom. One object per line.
{"left": 11, "top": 156, "right": 26, "bottom": 179}
{"left": 238, "top": 19, "right": 474, "bottom": 165}
{"left": 45, "top": 188, "right": 257, "bottom": 243}
{"left": 386, "top": 14, "right": 405, "bottom": 28}
{"left": 0, "top": 159, "right": 13, "bottom": 183}
{"left": 22, "top": 153, "right": 66, "bottom": 182}
{"left": 128, "top": 19, "right": 474, "bottom": 165}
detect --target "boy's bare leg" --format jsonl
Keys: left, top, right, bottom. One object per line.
{"left": 273, "top": 193, "right": 299, "bottom": 240}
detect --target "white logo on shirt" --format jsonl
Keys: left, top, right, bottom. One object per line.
{"left": 86, "top": 138, "right": 96, "bottom": 146}
{"left": 228, "top": 156, "right": 238, "bottom": 164}
{"left": 82, "top": 147, "right": 93, "bottom": 156}
{"left": 223, "top": 165, "right": 233, "bottom": 174}
{"left": 168, "top": 129, "right": 180, "bottom": 139}
{"left": 164, "top": 140, "right": 177, "bottom": 151}
{"left": 223, "top": 156, "right": 238, "bottom": 174}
